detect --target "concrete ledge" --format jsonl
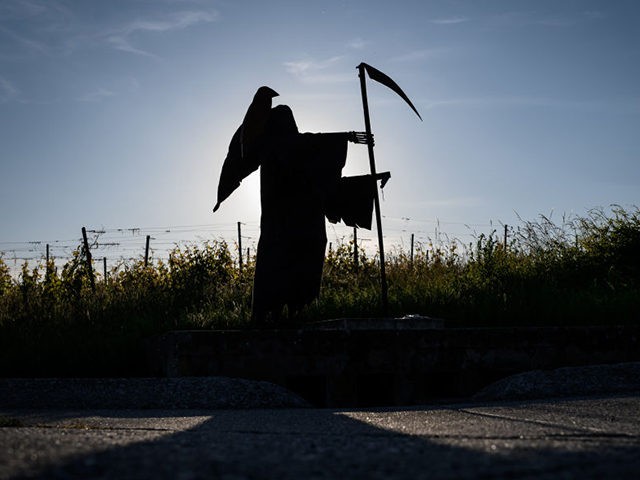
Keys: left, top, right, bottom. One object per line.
{"left": 146, "top": 325, "right": 640, "bottom": 407}
{"left": 306, "top": 315, "right": 445, "bottom": 330}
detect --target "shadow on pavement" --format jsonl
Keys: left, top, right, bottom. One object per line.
{"left": 12, "top": 400, "right": 640, "bottom": 479}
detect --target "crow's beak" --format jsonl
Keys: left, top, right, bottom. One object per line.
{"left": 259, "top": 86, "right": 279, "bottom": 98}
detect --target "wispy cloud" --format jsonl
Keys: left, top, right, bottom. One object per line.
{"left": 0, "top": 2, "right": 217, "bottom": 103}
{"left": 0, "top": 2, "right": 218, "bottom": 59}
{"left": 106, "top": 35, "right": 158, "bottom": 59}
{"left": 0, "top": 0, "right": 48, "bottom": 20}
{"left": 76, "top": 76, "right": 141, "bottom": 103}
{"left": 284, "top": 56, "right": 343, "bottom": 76}
{"left": 105, "top": 10, "right": 218, "bottom": 58}
{"left": 0, "top": 1, "right": 82, "bottom": 59}
{"left": 284, "top": 56, "right": 352, "bottom": 84}
{"left": 0, "top": 25, "right": 48, "bottom": 55}
{"left": 77, "top": 88, "right": 115, "bottom": 103}
{"left": 429, "top": 16, "right": 469, "bottom": 25}
{"left": 0, "top": 75, "right": 19, "bottom": 103}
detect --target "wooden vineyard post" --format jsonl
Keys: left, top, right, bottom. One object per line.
{"left": 410, "top": 233, "right": 415, "bottom": 266}
{"left": 81, "top": 227, "right": 95, "bottom": 292}
{"left": 505, "top": 224, "right": 509, "bottom": 251}
{"left": 237, "top": 221, "right": 243, "bottom": 272}
{"left": 353, "top": 226, "right": 358, "bottom": 273}
{"left": 144, "top": 235, "right": 151, "bottom": 267}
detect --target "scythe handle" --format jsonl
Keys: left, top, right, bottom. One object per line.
{"left": 358, "top": 64, "right": 389, "bottom": 316}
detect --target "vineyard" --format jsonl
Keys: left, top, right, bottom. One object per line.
{"left": 0, "top": 206, "right": 638, "bottom": 376}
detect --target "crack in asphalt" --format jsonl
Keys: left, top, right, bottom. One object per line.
{"left": 456, "top": 408, "right": 622, "bottom": 436}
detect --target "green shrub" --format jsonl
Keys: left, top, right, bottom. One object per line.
{"left": 0, "top": 207, "right": 638, "bottom": 375}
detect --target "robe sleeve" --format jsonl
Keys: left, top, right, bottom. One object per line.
{"left": 294, "top": 132, "right": 349, "bottom": 206}
{"left": 213, "top": 124, "right": 261, "bottom": 212}
{"left": 299, "top": 132, "right": 348, "bottom": 177}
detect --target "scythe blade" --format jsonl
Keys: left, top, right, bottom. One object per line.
{"left": 359, "top": 62, "right": 422, "bottom": 121}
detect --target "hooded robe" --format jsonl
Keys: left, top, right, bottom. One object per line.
{"left": 251, "top": 105, "right": 349, "bottom": 321}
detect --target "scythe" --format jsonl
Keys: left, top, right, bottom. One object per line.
{"left": 357, "top": 62, "right": 422, "bottom": 315}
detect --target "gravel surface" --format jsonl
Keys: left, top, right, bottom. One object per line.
{"left": 0, "top": 377, "right": 310, "bottom": 409}
{"left": 474, "top": 362, "right": 640, "bottom": 400}
{"left": 3, "top": 362, "right": 640, "bottom": 410}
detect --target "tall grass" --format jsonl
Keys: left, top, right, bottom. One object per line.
{"left": 0, "top": 206, "right": 638, "bottom": 376}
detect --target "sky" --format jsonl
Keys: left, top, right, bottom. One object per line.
{"left": 1, "top": 0, "right": 639, "bottom": 266}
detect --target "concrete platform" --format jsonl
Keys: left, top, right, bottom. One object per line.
{"left": 2, "top": 394, "right": 639, "bottom": 479}
{"left": 145, "top": 324, "right": 640, "bottom": 407}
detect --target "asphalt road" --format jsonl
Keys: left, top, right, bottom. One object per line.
{"left": 2, "top": 394, "right": 639, "bottom": 479}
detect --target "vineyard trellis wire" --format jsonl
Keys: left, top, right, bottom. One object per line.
{"left": 1, "top": 215, "right": 515, "bottom": 279}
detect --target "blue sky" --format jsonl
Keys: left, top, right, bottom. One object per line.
{"left": 1, "top": 0, "right": 639, "bottom": 264}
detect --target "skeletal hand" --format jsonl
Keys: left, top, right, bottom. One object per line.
{"left": 349, "top": 131, "right": 373, "bottom": 146}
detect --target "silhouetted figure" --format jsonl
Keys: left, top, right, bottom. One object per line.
{"left": 214, "top": 88, "right": 385, "bottom": 324}
{"left": 252, "top": 105, "right": 367, "bottom": 322}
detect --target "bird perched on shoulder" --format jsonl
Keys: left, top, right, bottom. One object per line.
{"left": 241, "top": 86, "right": 279, "bottom": 160}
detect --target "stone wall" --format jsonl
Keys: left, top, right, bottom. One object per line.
{"left": 146, "top": 325, "right": 640, "bottom": 407}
